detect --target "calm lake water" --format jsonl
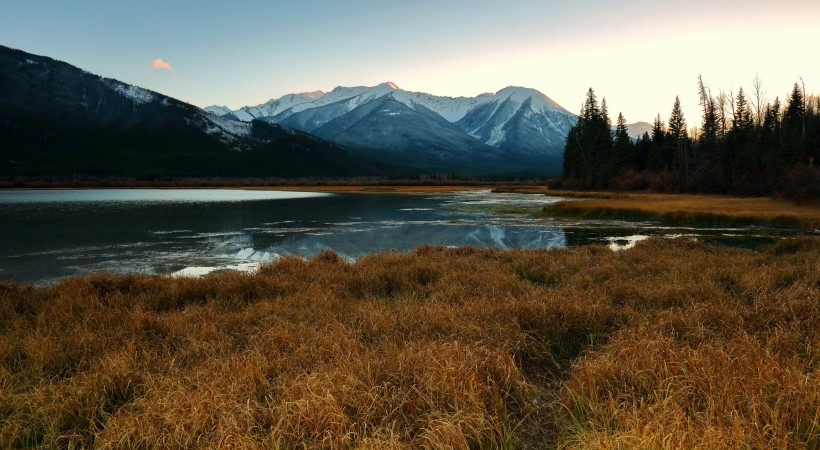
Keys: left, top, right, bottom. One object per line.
{"left": 0, "top": 189, "right": 793, "bottom": 284}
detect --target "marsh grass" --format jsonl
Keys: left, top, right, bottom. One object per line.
{"left": 539, "top": 193, "right": 820, "bottom": 230}
{"left": 1, "top": 238, "right": 818, "bottom": 448}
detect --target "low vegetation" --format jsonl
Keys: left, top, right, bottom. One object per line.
{"left": 1, "top": 238, "right": 818, "bottom": 448}
{"left": 493, "top": 186, "right": 820, "bottom": 230}
{"left": 539, "top": 192, "right": 820, "bottom": 230}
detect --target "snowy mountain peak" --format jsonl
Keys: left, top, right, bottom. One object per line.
{"left": 275, "top": 91, "right": 324, "bottom": 102}
{"left": 366, "top": 82, "right": 399, "bottom": 98}
{"left": 495, "top": 86, "right": 563, "bottom": 111}
{"left": 301, "top": 90, "right": 325, "bottom": 98}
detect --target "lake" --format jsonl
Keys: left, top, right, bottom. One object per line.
{"left": 0, "top": 189, "right": 792, "bottom": 284}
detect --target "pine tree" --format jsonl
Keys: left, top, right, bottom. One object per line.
{"left": 635, "top": 132, "right": 651, "bottom": 170}
{"left": 601, "top": 98, "right": 612, "bottom": 130}
{"left": 563, "top": 122, "right": 586, "bottom": 179}
{"left": 785, "top": 82, "right": 806, "bottom": 126}
{"left": 613, "top": 112, "right": 633, "bottom": 172}
{"left": 729, "top": 87, "right": 757, "bottom": 178}
{"left": 761, "top": 97, "right": 782, "bottom": 171}
{"left": 647, "top": 115, "right": 666, "bottom": 171}
{"left": 732, "top": 88, "right": 754, "bottom": 131}
{"left": 666, "top": 96, "right": 689, "bottom": 177}
{"left": 781, "top": 82, "right": 807, "bottom": 169}
{"left": 594, "top": 98, "right": 614, "bottom": 184}
{"left": 696, "top": 75, "right": 725, "bottom": 189}
{"left": 562, "top": 88, "right": 613, "bottom": 185}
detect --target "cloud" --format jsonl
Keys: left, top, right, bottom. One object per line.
{"left": 151, "top": 58, "right": 173, "bottom": 71}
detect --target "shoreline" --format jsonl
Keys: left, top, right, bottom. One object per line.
{"left": 0, "top": 184, "right": 510, "bottom": 194}
{"left": 4, "top": 183, "right": 818, "bottom": 229}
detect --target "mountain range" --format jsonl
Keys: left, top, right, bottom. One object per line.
{"left": 2, "top": 45, "right": 653, "bottom": 179}
{"left": 0, "top": 46, "right": 403, "bottom": 178}
{"left": 206, "top": 82, "right": 578, "bottom": 174}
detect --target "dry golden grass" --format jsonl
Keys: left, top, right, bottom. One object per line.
{"left": 1, "top": 238, "right": 818, "bottom": 448}
{"left": 533, "top": 191, "right": 820, "bottom": 230}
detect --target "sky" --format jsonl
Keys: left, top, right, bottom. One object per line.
{"left": 2, "top": 0, "right": 819, "bottom": 125}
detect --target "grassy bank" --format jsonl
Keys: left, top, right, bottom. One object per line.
{"left": 528, "top": 191, "right": 820, "bottom": 230}
{"left": 1, "top": 238, "right": 818, "bottom": 448}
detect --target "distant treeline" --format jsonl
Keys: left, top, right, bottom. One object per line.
{"left": 561, "top": 76, "right": 819, "bottom": 201}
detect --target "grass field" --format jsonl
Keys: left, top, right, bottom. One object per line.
{"left": 1, "top": 237, "right": 817, "bottom": 448}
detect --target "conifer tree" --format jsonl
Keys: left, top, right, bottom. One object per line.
{"left": 785, "top": 82, "right": 806, "bottom": 126}
{"left": 594, "top": 97, "right": 614, "bottom": 183}
{"left": 562, "top": 88, "right": 613, "bottom": 185}
{"left": 761, "top": 97, "right": 782, "bottom": 171}
{"left": 666, "top": 96, "right": 689, "bottom": 177}
{"left": 729, "top": 87, "right": 757, "bottom": 178}
{"left": 601, "top": 98, "right": 612, "bottom": 130}
{"left": 635, "top": 132, "right": 652, "bottom": 170}
{"left": 781, "top": 82, "right": 807, "bottom": 168}
{"left": 613, "top": 112, "right": 633, "bottom": 172}
{"left": 732, "top": 88, "right": 754, "bottom": 131}
{"left": 696, "top": 75, "right": 724, "bottom": 188}
{"left": 647, "top": 115, "right": 666, "bottom": 171}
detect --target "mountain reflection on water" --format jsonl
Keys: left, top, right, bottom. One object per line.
{"left": 0, "top": 189, "right": 791, "bottom": 284}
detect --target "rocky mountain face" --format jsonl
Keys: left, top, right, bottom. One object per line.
{"left": 210, "top": 83, "right": 578, "bottom": 174}
{"left": 0, "top": 46, "right": 402, "bottom": 178}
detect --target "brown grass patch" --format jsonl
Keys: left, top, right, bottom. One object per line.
{"left": 537, "top": 191, "right": 820, "bottom": 230}
{"left": 1, "top": 238, "right": 818, "bottom": 448}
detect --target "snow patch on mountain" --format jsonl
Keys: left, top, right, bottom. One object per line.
{"left": 387, "top": 89, "right": 418, "bottom": 111}
{"left": 410, "top": 92, "right": 495, "bottom": 122}
{"left": 239, "top": 91, "right": 325, "bottom": 120}
{"left": 232, "top": 109, "right": 256, "bottom": 121}
{"left": 487, "top": 128, "right": 506, "bottom": 147}
{"left": 494, "top": 86, "right": 566, "bottom": 115}
{"left": 205, "top": 105, "right": 232, "bottom": 116}
{"left": 108, "top": 81, "right": 155, "bottom": 105}
{"left": 199, "top": 113, "right": 251, "bottom": 144}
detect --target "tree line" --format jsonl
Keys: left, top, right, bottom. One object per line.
{"left": 561, "top": 76, "right": 819, "bottom": 200}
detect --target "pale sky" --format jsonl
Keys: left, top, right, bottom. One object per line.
{"left": 2, "top": 0, "right": 818, "bottom": 124}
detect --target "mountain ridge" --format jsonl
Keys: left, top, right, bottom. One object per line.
{"left": 207, "top": 82, "right": 578, "bottom": 172}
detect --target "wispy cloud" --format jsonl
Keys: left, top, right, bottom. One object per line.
{"left": 151, "top": 58, "right": 173, "bottom": 71}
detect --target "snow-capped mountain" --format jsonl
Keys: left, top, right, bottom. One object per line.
{"left": 208, "top": 83, "right": 577, "bottom": 172}
{"left": 455, "top": 86, "right": 576, "bottom": 158}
